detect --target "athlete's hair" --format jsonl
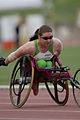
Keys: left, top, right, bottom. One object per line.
{"left": 29, "top": 29, "right": 39, "bottom": 41}
{"left": 38, "top": 25, "right": 52, "bottom": 36}
{"left": 29, "top": 25, "right": 52, "bottom": 41}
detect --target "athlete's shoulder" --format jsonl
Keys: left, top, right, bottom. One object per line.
{"left": 53, "top": 37, "right": 63, "bottom": 46}
{"left": 24, "top": 40, "right": 35, "bottom": 47}
{"left": 53, "top": 37, "right": 62, "bottom": 43}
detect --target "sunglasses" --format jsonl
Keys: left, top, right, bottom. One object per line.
{"left": 41, "top": 35, "right": 53, "bottom": 40}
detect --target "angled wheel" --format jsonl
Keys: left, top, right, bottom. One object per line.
{"left": 10, "top": 55, "right": 34, "bottom": 108}
{"left": 45, "top": 57, "right": 69, "bottom": 106}
{"left": 73, "top": 69, "right": 80, "bottom": 107}
{"left": 45, "top": 80, "right": 69, "bottom": 105}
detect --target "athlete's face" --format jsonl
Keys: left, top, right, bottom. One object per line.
{"left": 39, "top": 32, "right": 53, "bottom": 45}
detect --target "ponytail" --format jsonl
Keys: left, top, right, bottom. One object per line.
{"left": 29, "top": 28, "right": 39, "bottom": 41}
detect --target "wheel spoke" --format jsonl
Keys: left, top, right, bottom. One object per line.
{"left": 57, "top": 81, "right": 66, "bottom": 90}
{"left": 45, "top": 80, "right": 69, "bottom": 105}
{"left": 54, "top": 83, "right": 58, "bottom": 101}
{"left": 17, "top": 85, "right": 22, "bottom": 105}
{"left": 10, "top": 56, "right": 34, "bottom": 108}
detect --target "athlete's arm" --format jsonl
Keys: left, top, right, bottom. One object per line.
{"left": 5, "top": 41, "right": 35, "bottom": 65}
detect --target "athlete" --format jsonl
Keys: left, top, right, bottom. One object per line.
{"left": 4, "top": 25, "right": 63, "bottom": 65}
{"left": 0, "top": 25, "right": 63, "bottom": 95}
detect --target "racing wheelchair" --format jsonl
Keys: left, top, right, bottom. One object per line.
{"left": 1, "top": 55, "right": 80, "bottom": 108}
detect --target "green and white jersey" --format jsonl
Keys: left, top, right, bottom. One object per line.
{"left": 33, "top": 39, "right": 54, "bottom": 60}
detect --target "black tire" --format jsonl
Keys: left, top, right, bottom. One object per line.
{"left": 73, "top": 69, "right": 80, "bottom": 107}
{"left": 10, "top": 55, "right": 34, "bottom": 108}
{"left": 45, "top": 80, "right": 69, "bottom": 105}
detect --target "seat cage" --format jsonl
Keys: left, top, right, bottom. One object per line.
{"left": 30, "top": 55, "right": 73, "bottom": 83}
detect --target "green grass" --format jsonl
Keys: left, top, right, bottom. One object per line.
{"left": 53, "top": 0, "right": 80, "bottom": 24}
{"left": 0, "top": 46, "right": 80, "bottom": 85}
{"left": 0, "top": 49, "right": 17, "bottom": 85}
{"left": 60, "top": 46, "right": 80, "bottom": 75}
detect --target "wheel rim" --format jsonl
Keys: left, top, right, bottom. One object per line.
{"left": 10, "top": 56, "right": 34, "bottom": 108}
{"left": 73, "top": 69, "right": 80, "bottom": 107}
{"left": 45, "top": 80, "right": 69, "bottom": 105}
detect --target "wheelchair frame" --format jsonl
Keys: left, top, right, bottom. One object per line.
{"left": 9, "top": 55, "right": 80, "bottom": 108}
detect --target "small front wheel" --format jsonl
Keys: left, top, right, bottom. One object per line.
{"left": 73, "top": 69, "right": 80, "bottom": 107}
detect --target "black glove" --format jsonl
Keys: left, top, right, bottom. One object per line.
{"left": 0, "top": 56, "right": 8, "bottom": 66}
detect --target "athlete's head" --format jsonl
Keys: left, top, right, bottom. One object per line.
{"left": 38, "top": 25, "right": 53, "bottom": 46}
{"left": 29, "top": 25, "right": 53, "bottom": 42}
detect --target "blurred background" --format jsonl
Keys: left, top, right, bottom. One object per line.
{"left": 0, "top": 0, "right": 80, "bottom": 85}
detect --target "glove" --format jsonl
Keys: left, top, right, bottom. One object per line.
{"left": 0, "top": 56, "right": 8, "bottom": 66}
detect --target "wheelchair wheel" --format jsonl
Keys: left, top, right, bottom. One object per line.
{"left": 10, "top": 55, "right": 34, "bottom": 108}
{"left": 73, "top": 69, "right": 80, "bottom": 107}
{"left": 45, "top": 80, "right": 69, "bottom": 105}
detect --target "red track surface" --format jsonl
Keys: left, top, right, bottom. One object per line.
{"left": 0, "top": 89, "right": 80, "bottom": 120}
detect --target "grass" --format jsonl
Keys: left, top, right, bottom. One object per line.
{"left": 0, "top": 46, "right": 80, "bottom": 85}
{"left": 53, "top": 0, "right": 80, "bottom": 23}
{"left": 60, "top": 46, "right": 80, "bottom": 75}
{"left": 0, "top": 49, "right": 17, "bottom": 85}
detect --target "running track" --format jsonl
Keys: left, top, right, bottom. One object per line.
{"left": 0, "top": 88, "right": 80, "bottom": 120}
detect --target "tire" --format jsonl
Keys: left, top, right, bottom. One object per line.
{"left": 73, "top": 69, "right": 80, "bottom": 107}
{"left": 45, "top": 80, "right": 69, "bottom": 105}
{"left": 10, "top": 55, "right": 34, "bottom": 108}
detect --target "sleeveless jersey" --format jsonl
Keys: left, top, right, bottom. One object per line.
{"left": 32, "top": 40, "right": 54, "bottom": 60}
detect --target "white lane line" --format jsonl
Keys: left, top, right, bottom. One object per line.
{"left": 0, "top": 109, "right": 80, "bottom": 113}
{"left": 0, "top": 102, "right": 55, "bottom": 105}
{"left": 0, "top": 118, "right": 77, "bottom": 120}
{"left": 0, "top": 97, "right": 53, "bottom": 99}
{"left": 0, "top": 102, "right": 76, "bottom": 106}
{"left": 0, "top": 118, "right": 26, "bottom": 120}
{"left": 0, "top": 85, "right": 73, "bottom": 89}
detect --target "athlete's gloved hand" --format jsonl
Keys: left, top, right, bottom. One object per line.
{"left": 0, "top": 56, "right": 8, "bottom": 66}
